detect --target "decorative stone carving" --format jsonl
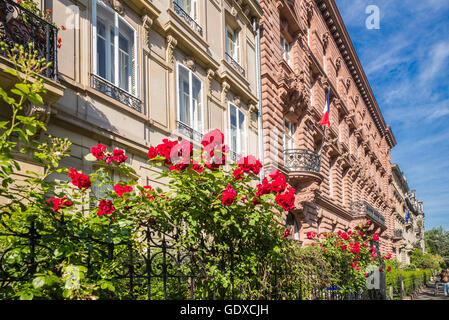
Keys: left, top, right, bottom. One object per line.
{"left": 293, "top": 180, "right": 321, "bottom": 212}
{"left": 279, "top": 70, "right": 309, "bottom": 123}
{"left": 142, "top": 15, "right": 153, "bottom": 49}
{"left": 221, "top": 81, "right": 230, "bottom": 103}
{"left": 22, "top": 102, "right": 51, "bottom": 138}
{"left": 335, "top": 57, "right": 342, "bottom": 73}
{"left": 183, "top": 56, "right": 196, "bottom": 71}
{"left": 322, "top": 32, "right": 330, "bottom": 50}
{"left": 107, "top": 0, "right": 124, "bottom": 15}
{"left": 206, "top": 69, "right": 215, "bottom": 92}
{"left": 304, "top": 0, "right": 313, "bottom": 23}
{"left": 346, "top": 77, "right": 351, "bottom": 91}
{"left": 166, "top": 35, "right": 177, "bottom": 65}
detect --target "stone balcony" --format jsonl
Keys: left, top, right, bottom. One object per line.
{"left": 392, "top": 229, "right": 403, "bottom": 240}
{"left": 350, "top": 201, "right": 386, "bottom": 227}
{"left": 283, "top": 149, "right": 321, "bottom": 174}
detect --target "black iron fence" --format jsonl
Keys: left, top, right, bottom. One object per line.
{"left": 0, "top": 0, "right": 58, "bottom": 80}
{"left": 173, "top": 0, "right": 203, "bottom": 36}
{"left": 0, "top": 218, "right": 386, "bottom": 300}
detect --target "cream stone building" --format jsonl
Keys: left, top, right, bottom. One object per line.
{"left": 391, "top": 164, "right": 425, "bottom": 265}
{"left": 0, "top": 0, "right": 263, "bottom": 194}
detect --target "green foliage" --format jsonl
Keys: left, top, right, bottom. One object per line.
{"left": 425, "top": 227, "right": 449, "bottom": 268}
{"left": 410, "top": 248, "right": 443, "bottom": 270}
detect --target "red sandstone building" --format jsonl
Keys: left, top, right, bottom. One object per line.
{"left": 259, "top": 0, "right": 397, "bottom": 255}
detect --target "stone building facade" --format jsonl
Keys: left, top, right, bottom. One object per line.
{"left": 0, "top": 0, "right": 263, "bottom": 194}
{"left": 391, "top": 164, "right": 425, "bottom": 265}
{"left": 258, "top": 0, "right": 397, "bottom": 254}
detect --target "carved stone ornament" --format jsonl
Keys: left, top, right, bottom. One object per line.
{"left": 335, "top": 57, "right": 342, "bottom": 72}
{"left": 346, "top": 77, "right": 351, "bottom": 91}
{"left": 166, "top": 35, "right": 177, "bottom": 65}
{"left": 206, "top": 69, "right": 215, "bottom": 91}
{"left": 322, "top": 32, "right": 330, "bottom": 50}
{"left": 279, "top": 70, "right": 309, "bottom": 123}
{"left": 107, "top": 0, "right": 124, "bottom": 15}
{"left": 230, "top": 6, "right": 238, "bottom": 17}
{"left": 22, "top": 102, "right": 51, "bottom": 137}
{"left": 293, "top": 180, "right": 321, "bottom": 212}
{"left": 142, "top": 15, "right": 153, "bottom": 49}
{"left": 184, "top": 56, "right": 196, "bottom": 71}
{"left": 304, "top": 0, "right": 313, "bottom": 22}
{"left": 221, "top": 81, "right": 230, "bottom": 103}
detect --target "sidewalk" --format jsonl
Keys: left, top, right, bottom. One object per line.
{"left": 406, "top": 282, "right": 449, "bottom": 300}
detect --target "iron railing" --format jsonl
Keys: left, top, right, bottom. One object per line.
{"left": 91, "top": 74, "right": 142, "bottom": 113}
{"left": 172, "top": 0, "right": 203, "bottom": 36}
{"left": 350, "top": 201, "right": 386, "bottom": 226}
{"left": 0, "top": 0, "right": 58, "bottom": 80}
{"left": 0, "top": 219, "right": 385, "bottom": 300}
{"left": 283, "top": 149, "right": 321, "bottom": 174}
{"left": 176, "top": 121, "right": 203, "bottom": 143}
{"left": 225, "top": 52, "right": 245, "bottom": 77}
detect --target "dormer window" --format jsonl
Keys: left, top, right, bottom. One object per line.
{"left": 281, "top": 35, "right": 291, "bottom": 66}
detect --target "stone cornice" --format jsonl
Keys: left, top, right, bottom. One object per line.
{"left": 315, "top": 0, "right": 396, "bottom": 149}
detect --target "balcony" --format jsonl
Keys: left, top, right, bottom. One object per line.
{"left": 91, "top": 74, "right": 142, "bottom": 113}
{"left": 350, "top": 201, "right": 386, "bottom": 226}
{"left": 172, "top": 0, "right": 203, "bottom": 36}
{"left": 393, "top": 229, "right": 403, "bottom": 240}
{"left": 176, "top": 120, "right": 203, "bottom": 143}
{"left": 225, "top": 52, "right": 245, "bottom": 78}
{"left": 0, "top": 0, "right": 58, "bottom": 80}
{"left": 283, "top": 149, "right": 321, "bottom": 174}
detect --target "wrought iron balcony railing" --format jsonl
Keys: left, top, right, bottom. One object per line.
{"left": 350, "top": 201, "right": 386, "bottom": 226}
{"left": 176, "top": 121, "right": 203, "bottom": 143}
{"left": 91, "top": 74, "right": 142, "bottom": 113}
{"left": 283, "top": 149, "right": 321, "bottom": 174}
{"left": 0, "top": 0, "right": 58, "bottom": 80}
{"left": 172, "top": 0, "right": 203, "bottom": 36}
{"left": 225, "top": 52, "right": 245, "bottom": 77}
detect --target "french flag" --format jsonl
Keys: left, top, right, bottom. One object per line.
{"left": 319, "top": 88, "right": 331, "bottom": 127}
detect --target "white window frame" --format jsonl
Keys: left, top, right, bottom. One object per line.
{"left": 92, "top": 0, "right": 138, "bottom": 96}
{"left": 176, "top": 63, "right": 204, "bottom": 133}
{"left": 175, "top": 0, "right": 198, "bottom": 21}
{"left": 281, "top": 35, "right": 291, "bottom": 66}
{"left": 283, "top": 118, "right": 296, "bottom": 151}
{"left": 228, "top": 102, "right": 247, "bottom": 156}
{"left": 225, "top": 25, "right": 240, "bottom": 63}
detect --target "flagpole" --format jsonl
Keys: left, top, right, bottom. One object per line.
{"left": 319, "top": 125, "right": 327, "bottom": 155}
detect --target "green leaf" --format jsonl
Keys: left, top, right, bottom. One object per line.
{"left": 32, "top": 276, "right": 46, "bottom": 289}
{"left": 84, "top": 153, "right": 97, "bottom": 162}
{"left": 3, "top": 68, "right": 19, "bottom": 77}
{"left": 14, "top": 83, "right": 30, "bottom": 95}
{"left": 19, "top": 292, "right": 34, "bottom": 300}
{"left": 27, "top": 92, "right": 44, "bottom": 105}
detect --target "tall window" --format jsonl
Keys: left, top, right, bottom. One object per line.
{"left": 281, "top": 36, "right": 291, "bottom": 66}
{"left": 175, "top": 0, "right": 198, "bottom": 20}
{"left": 177, "top": 63, "right": 203, "bottom": 133}
{"left": 225, "top": 25, "right": 240, "bottom": 62}
{"left": 228, "top": 103, "right": 246, "bottom": 156}
{"left": 283, "top": 118, "right": 295, "bottom": 150}
{"left": 93, "top": 0, "right": 137, "bottom": 95}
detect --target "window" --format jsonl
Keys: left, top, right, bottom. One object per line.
{"left": 281, "top": 36, "right": 291, "bottom": 66}
{"left": 93, "top": 0, "right": 137, "bottom": 96}
{"left": 228, "top": 103, "right": 246, "bottom": 157}
{"left": 177, "top": 63, "right": 203, "bottom": 133}
{"left": 174, "top": 0, "right": 198, "bottom": 21}
{"left": 310, "top": 79, "right": 315, "bottom": 107}
{"left": 225, "top": 25, "right": 240, "bottom": 62}
{"left": 283, "top": 118, "right": 296, "bottom": 150}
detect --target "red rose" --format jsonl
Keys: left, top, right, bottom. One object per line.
{"left": 275, "top": 187, "right": 295, "bottom": 211}
{"left": 97, "top": 200, "right": 115, "bottom": 216}
{"left": 147, "top": 146, "right": 158, "bottom": 160}
{"left": 91, "top": 144, "right": 106, "bottom": 160}
{"left": 282, "top": 229, "right": 290, "bottom": 238}
{"left": 373, "top": 233, "right": 379, "bottom": 241}
{"left": 68, "top": 167, "right": 91, "bottom": 190}
{"left": 112, "top": 149, "right": 128, "bottom": 164}
{"left": 379, "top": 267, "right": 383, "bottom": 272}
{"left": 156, "top": 139, "right": 178, "bottom": 165}
{"left": 233, "top": 167, "right": 244, "bottom": 180}
{"left": 366, "top": 221, "right": 371, "bottom": 226}
{"left": 203, "top": 144, "right": 228, "bottom": 170}
{"left": 191, "top": 161, "right": 204, "bottom": 173}
{"left": 46, "top": 197, "right": 72, "bottom": 213}
{"left": 256, "top": 178, "right": 271, "bottom": 197}
{"left": 114, "top": 184, "right": 133, "bottom": 198}
{"left": 201, "top": 129, "right": 224, "bottom": 148}
{"left": 236, "top": 155, "right": 262, "bottom": 175}
{"left": 221, "top": 184, "right": 237, "bottom": 206}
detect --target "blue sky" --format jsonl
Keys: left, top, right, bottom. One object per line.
{"left": 334, "top": 0, "right": 449, "bottom": 231}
